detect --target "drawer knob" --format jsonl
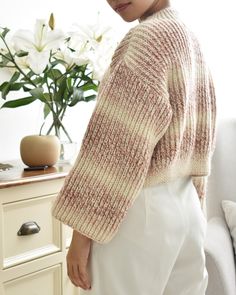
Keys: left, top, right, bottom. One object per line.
{"left": 17, "top": 221, "right": 41, "bottom": 236}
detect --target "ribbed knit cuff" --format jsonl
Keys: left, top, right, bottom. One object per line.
{"left": 51, "top": 181, "right": 141, "bottom": 244}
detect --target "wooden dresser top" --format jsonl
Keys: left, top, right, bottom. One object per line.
{"left": 0, "top": 160, "right": 72, "bottom": 189}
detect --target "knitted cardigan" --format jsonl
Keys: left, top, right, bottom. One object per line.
{"left": 51, "top": 7, "right": 217, "bottom": 244}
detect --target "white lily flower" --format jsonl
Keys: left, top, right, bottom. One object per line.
{"left": 88, "top": 40, "right": 117, "bottom": 81}
{"left": 69, "top": 14, "right": 113, "bottom": 52}
{"left": 0, "top": 35, "right": 28, "bottom": 75}
{"left": 27, "top": 50, "right": 50, "bottom": 74}
{"left": 0, "top": 30, "right": 14, "bottom": 55}
{"left": 67, "top": 35, "right": 91, "bottom": 66}
{"left": 72, "top": 50, "right": 90, "bottom": 67}
{"left": 55, "top": 46, "right": 74, "bottom": 69}
{"left": 11, "top": 19, "right": 65, "bottom": 74}
{"left": 13, "top": 19, "right": 65, "bottom": 52}
{"left": 55, "top": 41, "right": 90, "bottom": 69}
{"left": 67, "top": 15, "right": 117, "bottom": 81}
{"left": 3, "top": 57, "right": 29, "bottom": 76}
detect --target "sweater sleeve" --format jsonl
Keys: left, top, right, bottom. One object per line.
{"left": 51, "top": 31, "right": 173, "bottom": 244}
{"left": 191, "top": 67, "right": 217, "bottom": 202}
{"left": 191, "top": 175, "right": 208, "bottom": 200}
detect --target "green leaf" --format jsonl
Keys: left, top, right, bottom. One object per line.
{"left": 0, "top": 81, "right": 9, "bottom": 92}
{"left": 44, "top": 93, "right": 51, "bottom": 101}
{"left": 0, "top": 27, "right": 10, "bottom": 38}
{"left": 84, "top": 94, "right": 97, "bottom": 102}
{"left": 31, "top": 77, "right": 44, "bottom": 84}
{"left": 1, "top": 82, "right": 11, "bottom": 99}
{"left": 10, "top": 71, "right": 20, "bottom": 83}
{"left": 43, "top": 103, "right": 51, "bottom": 119}
{"left": 66, "top": 77, "right": 72, "bottom": 92}
{"left": 23, "top": 85, "right": 33, "bottom": 92}
{"left": 54, "top": 77, "right": 67, "bottom": 103}
{"left": 81, "top": 74, "right": 92, "bottom": 82}
{"left": 29, "top": 87, "right": 47, "bottom": 103}
{"left": 0, "top": 96, "right": 36, "bottom": 108}
{"left": 10, "top": 83, "right": 23, "bottom": 91}
{"left": 21, "top": 70, "right": 35, "bottom": 81}
{"left": 68, "top": 88, "right": 84, "bottom": 107}
{"left": 47, "top": 69, "right": 63, "bottom": 81}
{"left": 79, "top": 81, "right": 98, "bottom": 92}
{"left": 15, "top": 50, "right": 28, "bottom": 57}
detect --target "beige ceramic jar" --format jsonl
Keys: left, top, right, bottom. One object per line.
{"left": 20, "top": 135, "right": 61, "bottom": 167}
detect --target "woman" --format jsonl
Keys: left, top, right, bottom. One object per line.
{"left": 51, "top": 0, "right": 217, "bottom": 294}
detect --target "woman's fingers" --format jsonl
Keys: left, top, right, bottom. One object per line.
{"left": 67, "top": 260, "right": 88, "bottom": 289}
{"left": 67, "top": 261, "right": 78, "bottom": 287}
{"left": 73, "top": 263, "right": 87, "bottom": 288}
{"left": 66, "top": 246, "right": 91, "bottom": 290}
{"left": 78, "top": 262, "right": 91, "bottom": 289}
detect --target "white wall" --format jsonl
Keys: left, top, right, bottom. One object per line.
{"left": 0, "top": 0, "right": 235, "bottom": 162}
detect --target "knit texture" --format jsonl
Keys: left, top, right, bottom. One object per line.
{"left": 51, "top": 7, "right": 217, "bottom": 244}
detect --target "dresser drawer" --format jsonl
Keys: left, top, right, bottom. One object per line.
{"left": 1, "top": 194, "right": 61, "bottom": 269}
{"left": 3, "top": 263, "right": 61, "bottom": 295}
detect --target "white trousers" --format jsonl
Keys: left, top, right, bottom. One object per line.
{"left": 81, "top": 176, "right": 208, "bottom": 295}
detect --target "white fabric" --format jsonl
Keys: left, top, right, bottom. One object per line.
{"left": 221, "top": 199, "right": 236, "bottom": 257}
{"left": 204, "top": 217, "right": 236, "bottom": 295}
{"left": 204, "top": 118, "right": 236, "bottom": 295}
{"left": 81, "top": 176, "right": 208, "bottom": 295}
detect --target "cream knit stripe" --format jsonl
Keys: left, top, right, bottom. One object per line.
{"left": 134, "top": 19, "right": 191, "bottom": 65}
{"left": 64, "top": 122, "right": 154, "bottom": 199}
{"left": 196, "top": 63, "right": 210, "bottom": 155}
{"left": 109, "top": 28, "right": 134, "bottom": 67}
{"left": 145, "top": 155, "right": 211, "bottom": 178}
{"left": 125, "top": 19, "right": 206, "bottom": 123}
{"left": 166, "top": 41, "right": 213, "bottom": 157}
{"left": 124, "top": 21, "right": 182, "bottom": 74}
{"left": 125, "top": 33, "right": 170, "bottom": 84}
{"left": 93, "top": 98, "right": 210, "bottom": 156}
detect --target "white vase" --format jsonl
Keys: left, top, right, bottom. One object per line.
{"left": 20, "top": 135, "right": 61, "bottom": 167}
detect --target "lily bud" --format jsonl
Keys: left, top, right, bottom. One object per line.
{"left": 96, "top": 35, "right": 102, "bottom": 43}
{"left": 49, "top": 13, "right": 55, "bottom": 30}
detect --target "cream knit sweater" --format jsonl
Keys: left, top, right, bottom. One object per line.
{"left": 51, "top": 7, "right": 217, "bottom": 244}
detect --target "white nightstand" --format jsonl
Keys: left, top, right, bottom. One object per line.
{"left": 0, "top": 160, "right": 81, "bottom": 295}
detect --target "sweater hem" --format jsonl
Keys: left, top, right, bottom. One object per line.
{"left": 143, "top": 157, "right": 211, "bottom": 187}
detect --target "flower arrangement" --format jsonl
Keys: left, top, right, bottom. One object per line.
{"left": 0, "top": 13, "right": 117, "bottom": 143}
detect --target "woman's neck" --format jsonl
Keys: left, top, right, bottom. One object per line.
{"left": 139, "top": 0, "right": 171, "bottom": 23}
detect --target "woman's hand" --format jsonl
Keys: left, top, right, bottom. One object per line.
{"left": 66, "top": 230, "right": 92, "bottom": 290}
